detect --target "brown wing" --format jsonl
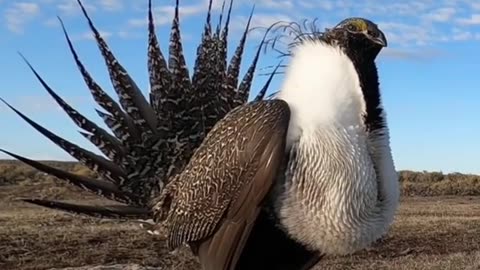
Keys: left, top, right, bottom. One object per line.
{"left": 158, "top": 99, "right": 290, "bottom": 270}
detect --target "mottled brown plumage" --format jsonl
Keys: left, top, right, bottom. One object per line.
{"left": 153, "top": 100, "right": 290, "bottom": 269}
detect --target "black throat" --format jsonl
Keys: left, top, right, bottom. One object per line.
{"left": 346, "top": 49, "right": 385, "bottom": 133}
{"left": 321, "top": 31, "right": 386, "bottom": 133}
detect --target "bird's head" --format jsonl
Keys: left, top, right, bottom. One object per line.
{"left": 265, "top": 17, "right": 387, "bottom": 61}
{"left": 323, "top": 17, "right": 387, "bottom": 59}
{"left": 273, "top": 17, "right": 388, "bottom": 132}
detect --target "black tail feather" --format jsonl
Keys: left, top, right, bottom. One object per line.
{"left": 168, "top": 0, "right": 191, "bottom": 93}
{"left": 0, "top": 98, "right": 126, "bottom": 184}
{"left": 235, "top": 22, "right": 271, "bottom": 106}
{"left": 205, "top": 0, "right": 213, "bottom": 35}
{"left": 226, "top": 6, "right": 254, "bottom": 99}
{"left": 22, "top": 199, "right": 149, "bottom": 219}
{"left": 189, "top": 0, "right": 216, "bottom": 144}
{"left": 77, "top": 0, "right": 158, "bottom": 134}
{"left": 213, "top": 0, "right": 232, "bottom": 58}
{"left": 221, "top": 0, "right": 234, "bottom": 46}
{"left": 78, "top": 131, "right": 125, "bottom": 164}
{"left": 215, "top": 0, "right": 226, "bottom": 37}
{"left": 0, "top": 149, "right": 134, "bottom": 204}
{"left": 58, "top": 16, "right": 139, "bottom": 145}
{"left": 147, "top": 0, "right": 172, "bottom": 117}
{"left": 19, "top": 53, "right": 126, "bottom": 165}
{"left": 255, "top": 61, "right": 282, "bottom": 101}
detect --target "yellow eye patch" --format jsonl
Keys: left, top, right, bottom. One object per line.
{"left": 350, "top": 19, "right": 368, "bottom": 31}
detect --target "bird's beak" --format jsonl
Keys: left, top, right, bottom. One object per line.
{"left": 371, "top": 30, "right": 387, "bottom": 47}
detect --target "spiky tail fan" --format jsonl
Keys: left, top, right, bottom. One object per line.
{"left": 2, "top": 0, "right": 275, "bottom": 219}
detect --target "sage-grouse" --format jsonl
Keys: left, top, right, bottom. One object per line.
{"left": 151, "top": 17, "right": 400, "bottom": 270}
{"left": 2, "top": 0, "right": 400, "bottom": 268}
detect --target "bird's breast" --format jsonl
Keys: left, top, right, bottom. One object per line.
{"left": 272, "top": 125, "right": 390, "bottom": 255}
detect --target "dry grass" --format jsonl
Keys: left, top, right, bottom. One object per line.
{"left": 1, "top": 181, "right": 480, "bottom": 270}
{"left": 0, "top": 185, "right": 200, "bottom": 270}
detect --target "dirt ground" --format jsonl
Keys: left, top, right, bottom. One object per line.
{"left": 1, "top": 183, "right": 479, "bottom": 270}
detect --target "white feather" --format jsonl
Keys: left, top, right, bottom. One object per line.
{"left": 277, "top": 40, "right": 366, "bottom": 147}
{"left": 273, "top": 40, "right": 399, "bottom": 255}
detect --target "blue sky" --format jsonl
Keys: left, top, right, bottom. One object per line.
{"left": 1, "top": 0, "right": 480, "bottom": 174}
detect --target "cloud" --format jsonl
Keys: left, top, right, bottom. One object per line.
{"left": 128, "top": 0, "right": 222, "bottom": 28}
{"left": 248, "top": 13, "right": 293, "bottom": 29}
{"left": 290, "top": 0, "right": 333, "bottom": 10}
{"left": 73, "top": 30, "right": 113, "bottom": 41}
{"left": 258, "top": 0, "right": 294, "bottom": 9}
{"left": 231, "top": 13, "right": 293, "bottom": 33}
{"left": 471, "top": 3, "right": 480, "bottom": 10}
{"left": 380, "top": 47, "right": 444, "bottom": 61}
{"left": 100, "top": 0, "right": 123, "bottom": 11}
{"left": 451, "top": 28, "right": 480, "bottom": 41}
{"left": 117, "top": 30, "right": 142, "bottom": 39}
{"left": 376, "top": 22, "right": 439, "bottom": 46}
{"left": 360, "top": 2, "right": 430, "bottom": 17}
{"left": 453, "top": 31, "right": 473, "bottom": 41}
{"left": 423, "top": 7, "right": 456, "bottom": 23}
{"left": 55, "top": 0, "right": 123, "bottom": 15}
{"left": 230, "top": 0, "right": 480, "bottom": 49}
{"left": 4, "top": 2, "right": 40, "bottom": 33}
{"left": 4, "top": 0, "right": 480, "bottom": 53}
{"left": 224, "top": 12, "right": 296, "bottom": 44}
{"left": 127, "top": 18, "right": 147, "bottom": 27}
{"left": 43, "top": 17, "right": 58, "bottom": 27}
{"left": 456, "top": 14, "right": 480, "bottom": 25}
{"left": 56, "top": 0, "right": 96, "bottom": 16}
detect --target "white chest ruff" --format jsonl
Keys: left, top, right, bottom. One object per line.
{"left": 272, "top": 40, "right": 399, "bottom": 255}
{"left": 275, "top": 127, "right": 395, "bottom": 255}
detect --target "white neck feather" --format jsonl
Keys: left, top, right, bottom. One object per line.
{"left": 276, "top": 40, "right": 366, "bottom": 144}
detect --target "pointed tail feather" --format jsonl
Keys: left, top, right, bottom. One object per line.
{"left": 168, "top": 0, "right": 191, "bottom": 94}
{"left": 0, "top": 98, "right": 127, "bottom": 184}
{"left": 226, "top": 6, "right": 254, "bottom": 94}
{"left": 190, "top": 1, "right": 220, "bottom": 142}
{"left": 147, "top": 0, "right": 171, "bottom": 117}
{"left": 254, "top": 61, "right": 283, "bottom": 101}
{"left": 221, "top": 0, "right": 234, "bottom": 43}
{"left": 235, "top": 26, "right": 270, "bottom": 106}
{"left": 19, "top": 53, "right": 126, "bottom": 164}
{"left": 203, "top": 1, "right": 231, "bottom": 127}
{"left": 77, "top": 0, "right": 158, "bottom": 134}
{"left": 217, "top": 0, "right": 234, "bottom": 73}
{"left": 234, "top": 20, "right": 283, "bottom": 106}
{"left": 215, "top": 0, "right": 226, "bottom": 37}
{"left": 0, "top": 149, "right": 135, "bottom": 204}
{"left": 22, "top": 199, "right": 149, "bottom": 219}
{"left": 78, "top": 131, "right": 125, "bottom": 164}
{"left": 58, "top": 16, "right": 140, "bottom": 145}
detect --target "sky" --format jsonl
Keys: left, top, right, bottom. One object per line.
{"left": 0, "top": 0, "right": 480, "bottom": 174}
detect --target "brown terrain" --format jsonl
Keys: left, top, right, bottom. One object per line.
{"left": 0, "top": 160, "right": 480, "bottom": 270}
